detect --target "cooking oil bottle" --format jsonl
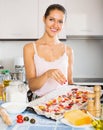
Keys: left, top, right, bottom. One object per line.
{"left": 1, "top": 70, "right": 11, "bottom": 101}
{"left": 2, "top": 70, "right": 11, "bottom": 87}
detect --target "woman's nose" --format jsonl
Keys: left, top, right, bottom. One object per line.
{"left": 53, "top": 21, "right": 59, "bottom": 28}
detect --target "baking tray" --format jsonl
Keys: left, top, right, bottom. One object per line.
{"left": 28, "top": 85, "right": 91, "bottom": 120}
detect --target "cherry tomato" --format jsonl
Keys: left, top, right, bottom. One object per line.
{"left": 17, "top": 119, "right": 24, "bottom": 123}
{"left": 17, "top": 115, "right": 23, "bottom": 120}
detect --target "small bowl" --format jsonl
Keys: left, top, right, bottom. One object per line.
{"left": 1, "top": 102, "right": 28, "bottom": 114}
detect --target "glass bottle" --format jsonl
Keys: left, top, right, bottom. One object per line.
{"left": 0, "top": 65, "right": 4, "bottom": 83}
{"left": 0, "top": 83, "right": 5, "bottom": 101}
{"left": 2, "top": 70, "right": 11, "bottom": 87}
{"left": 1, "top": 70, "right": 11, "bottom": 101}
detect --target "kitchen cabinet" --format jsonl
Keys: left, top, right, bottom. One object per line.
{"left": 38, "top": 0, "right": 67, "bottom": 39}
{"left": 0, "top": 0, "right": 102, "bottom": 40}
{"left": 0, "top": 0, "right": 67, "bottom": 40}
{"left": 0, "top": 0, "right": 38, "bottom": 39}
{"left": 66, "top": 0, "right": 103, "bottom": 36}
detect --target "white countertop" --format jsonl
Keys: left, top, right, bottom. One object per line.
{"left": 74, "top": 82, "right": 103, "bottom": 86}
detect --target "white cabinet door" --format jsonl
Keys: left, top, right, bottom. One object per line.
{"left": 87, "top": 0, "right": 103, "bottom": 35}
{"left": 38, "top": 0, "right": 66, "bottom": 39}
{"left": 0, "top": 0, "right": 38, "bottom": 39}
{"left": 66, "top": 0, "right": 103, "bottom": 36}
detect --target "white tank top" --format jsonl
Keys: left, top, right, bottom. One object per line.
{"left": 33, "top": 43, "right": 68, "bottom": 96}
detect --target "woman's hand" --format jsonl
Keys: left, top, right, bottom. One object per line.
{"left": 46, "top": 69, "right": 67, "bottom": 85}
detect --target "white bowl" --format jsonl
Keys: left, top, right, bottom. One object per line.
{"left": 1, "top": 102, "right": 28, "bottom": 114}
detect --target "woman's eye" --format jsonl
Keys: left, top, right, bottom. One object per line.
{"left": 49, "top": 18, "right": 54, "bottom": 21}
{"left": 59, "top": 20, "right": 63, "bottom": 24}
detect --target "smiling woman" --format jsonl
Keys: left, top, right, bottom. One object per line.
{"left": 23, "top": 4, "right": 74, "bottom": 100}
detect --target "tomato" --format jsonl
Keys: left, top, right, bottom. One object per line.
{"left": 17, "top": 115, "right": 23, "bottom": 120}
{"left": 17, "top": 119, "right": 24, "bottom": 123}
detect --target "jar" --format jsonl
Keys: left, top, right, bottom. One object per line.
{"left": 6, "top": 80, "right": 27, "bottom": 103}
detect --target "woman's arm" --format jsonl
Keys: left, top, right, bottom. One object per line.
{"left": 66, "top": 45, "right": 74, "bottom": 84}
{"left": 23, "top": 43, "right": 48, "bottom": 91}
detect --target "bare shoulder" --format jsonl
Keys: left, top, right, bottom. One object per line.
{"left": 65, "top": 44, "right": 73, "bottom": 55}
{"left": 24, "top": 42, "right": 33, "bottom": 49}
{"left": 23, "top": 42, "right": 35, "bottom": 54}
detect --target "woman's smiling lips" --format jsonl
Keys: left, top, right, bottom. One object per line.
{"left": 50, "top": 28, "right": 58, "bottom": 32}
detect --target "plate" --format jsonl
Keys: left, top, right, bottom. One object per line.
{"left": 1, "top": 102, "right": 28, "bottom": 114}
{"left": 61, "top": 118, "right": 92, "bottom": 128}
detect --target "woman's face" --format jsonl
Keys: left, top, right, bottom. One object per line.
{"left": 44, "top": 9, "right": 65, "bottom": 37}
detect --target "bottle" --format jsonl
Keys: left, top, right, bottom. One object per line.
{"left": 0, "top": 65, "right": 4, "bottom": 82}
{"left": 0, "top": 65, "right": 4, "bottom": 71}
{"left": 87, "top": 92, "right": 95, "bottom": 116}
{"left": 0, "top": 83, "right": 5, "bottom": 101}
{"left": 0, "top": 66, "right": 4, "bottom": 101}
{"left": 2, "top": 70, "right": 11, "bottom": 101}
{"left": 94, "top": 85, "right": 101, "bottom": 118}
{"left": 2, "top": 70, "right": 11, "bottom": 87}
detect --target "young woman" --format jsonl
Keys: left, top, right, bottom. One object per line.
{"left": 23, "top": 4, "right": 74, "bottom": 99}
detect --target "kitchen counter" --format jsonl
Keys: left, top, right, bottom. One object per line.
{"left": 74, "top": 82, "right": 103, "bottom": 86}
{"left": 0, "top": 110, "right": 94, "bottom": 130}
{"left": 74, "top": 82, "right": 103, "bottom": 91}
{"left": 0, "top": 101, "right": 95, "bottom": 130}
{"left": 0, "top": 84, "right": 102, "bottom": 130}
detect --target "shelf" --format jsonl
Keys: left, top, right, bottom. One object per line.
{"left": 67, "top": 35, "right": 103, "bottom": 40}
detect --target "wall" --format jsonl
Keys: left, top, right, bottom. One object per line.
{"left": 0, "top": 41, "right": 27, "bottom": 71}
{"left": 0, "top": 40, "right": 103, "bottom": 79}
{"left": 66, "top": 39, "right": 103, "bottom": 78}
